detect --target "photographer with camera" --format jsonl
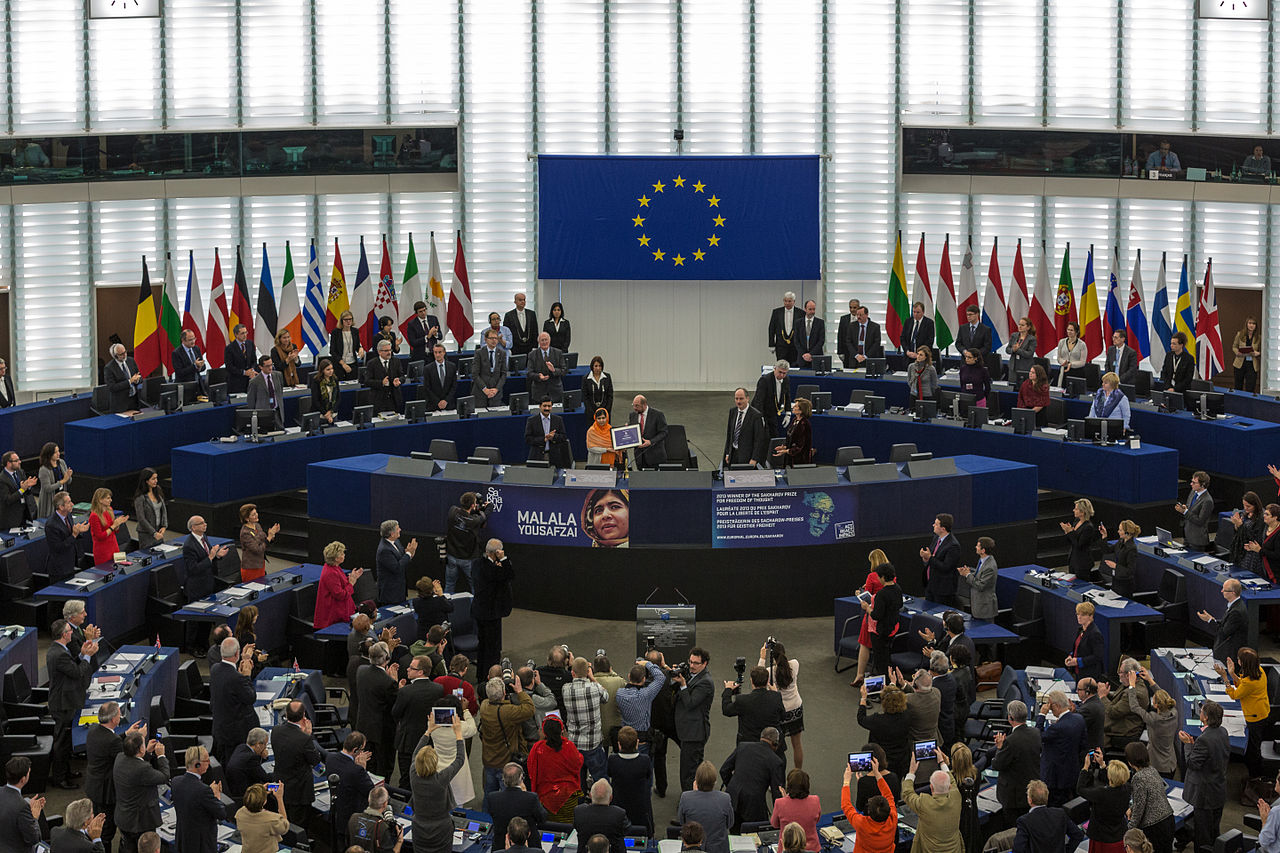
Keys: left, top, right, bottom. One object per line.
{"left": 593, "top": 652, "right": 626, "bottom": 750}
{"left": 479, "top": 672, "right": 535, "bottom": 795}
{"left": 673, "top": 647, "right": 714, "bottom": 792}
{"left": 518, "top": 665, "right": 561, "bottom": 744}
{"left": 445, "top": 492, "right": 491, "bottom": 593}
{"left": 563, "top": 657, "right": 610, "bottom": 784}
{"left": 538, "top": 645, "right": 574, "bottom": 715}
{"left": 760, "top": 638, "right": 804, "bottom": 769}
{"left": 643, "top": 649, "right": 677, "bottom": 798}
{"left": 722, "top": 662, "right": 785, "bottom": 760}
{"left": 435, "top": 654, "right": 479, "bottom": 715}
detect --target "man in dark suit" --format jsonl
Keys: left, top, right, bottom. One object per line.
{"left": 1183, "top": 700, "right": 1229, "bottom": 853}
{"left": 1202, "top": 579, "right": 1248, "bottom": 666}
{"left": 325, "top": 731, "right": 375, "bottom": 848}
{"left": 503, "top": 292, "right": 539, "bottom": 356}
{"left": 920, "top": 513, "right": 962, "bottom": 606}
{"left": 525, "top": 398, "right": 572, "bottom": 469}
{"left": 902, "top": 302, "right": 935, "bottom": 354}
{"left": 991, "top": 700, "right": 1042, "bottom": 828}
{"left": 224, "top": 728, "right": 269, "bottom": 798}
{"left": 171, "top": 329, "right": 206, "bottom": 386}
{"left": 49, "top": 618, "right": 99, "bottom": 789}
{"left": 1160, "top": 332, "right": 1195, "bottom": 393}
{"left": 835, "top": 298, "right": 860, "bottom": 368}
{"left": 795, "top": 300, "right": 825, "bottom": 368}
{"left": 526, "top": 332, "right": 566, "bottom": 402}
{"left": 751, "top": 363, "right": 791, "bottom": 439}
{"left": 45, "top": 492, "right": 88, "bottom": 584}
{"left": 0, "top": 358, "right": 15, "bottom": 408}
{"left": 1074, "top": 679, "right": 1105, "bottom": 751}
{"left": 1104, "top": 328, "right": 1138, "bottom": 386}
{"left": 112, "top": 731, "right": 169, "bottom": 853}
{"left": 0, "top": 451, "right": 36, "bottom": 531}
{"left": 627, "top": 395, "right": 668, "bottom": 469}
{"left": 1011, "top": 780, "right": 1085, "bottom": 853}
{"left": 719, "top": 729, "right": 785, "bottom": 832}
{"left": 473, "top": 329, "right": 509, "bottom": 407}
{"left": 210, "top": 637, "right": 258, "bottom": 765}
{"left": 0, "top": 757, "right": 42, "bottom": 853}
{"left": 573, "top": 780, "right": 630, "bottom": 853}
{"left": 366, "top": 338, "right": 405, "bottom": 413}
{"left": 484, "top": 764, "right": 548, "bottom": 851}
{"left": 955, "top": 305, "right": 992, "bottom": 356}
{"left": 86, "top": 702, "right": 137, "bottom": 853}
{"left": 843, "top": 305, "right": 884, "bottom": 367}
{"left": 244, "top": 354, "right": 285, "bottom": 429}
{"left": 171, "top": 746, "right": 225, "bottom": 853}
{"left": 721, "top": 668, "right": 784, "bottom": 752}
{"left": 723, "top": 388, "right": 769, "bottom": 468}
{"left": 1037, "top": 691, "right": 1087, "bottom": 806}
{"left": 375, "top": 520, "right": 417, "bottom": 606}
{"left": 423, "top": 343, "right": 458, "bottom": 411}
{"left": 182, "top": 515, "right": 229, "bottom": 602}
{"left": 50, "top": 796, "right": 107, "bottom": 853}
{"left": 406, "top": 301, "right": 442, "bottom": 363}
{"left": 357, "top": 642, "right": 400, "bottom": 777}
{"left": 767, "top": 292, "right": 804, "bottom": 366}
{"left": 272, "top": 701, "right": 327, "bottom": 823}
{"left": 102, "top": 344, "right": 143, "bottom": 413}
{"left": 391, "top": 654, "right": 446, "bottom": 786}
{"left": 473, "top": 539, "right": 515, "bottom": 678}
{"left": 1176, "top": 470, "right": 1214, "bottom": 551}
{"left": 501, "top": 816, "right": 544, "bottom": 853}
{"left": 223, "top": 324, "right": 258, "bottom": 395}
{"left": 673, "top": 646, "right": 714, "bottom": 792}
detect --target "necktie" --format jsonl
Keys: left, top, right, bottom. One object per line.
{"left": 186, "top": 347, "right": 194, "bottom": 366}
{"left": 1190, "top": 491, "right": 1199, "bottom": 508}
{"left": 438, "top": 362, "right": 445, "bottom": 383}
{"left": 383, "top": 359, "right": 389, "bottom": 371}
{"left": 200, "top": 537, "right": 208, "bottom": 554}
{"left": 859, "top": 324, "right": 866, "bottom": 354}
{"left": 1161, "top": 154, "right": 1166, "bottom": 168}
{"left": 9, "top": 470, "right": 17, "bottom": 487}
{"left": 805, "top": 319, "right": 811, "bottom": 340}
{"left": 640, "top": 412, "right": 646, "bottom": 435}
{"left": 734, "top": 409, "right": 743, "bottom": 448}
{"left": 265, "top": 373, "right": 275, "bottom": 407}
{"left": 490, "top": 350, "right": 496, "bottom": 372}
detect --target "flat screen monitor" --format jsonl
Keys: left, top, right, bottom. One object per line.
{"left": 565, "top": 352, "right": 579, "bottom": 369}
{"left": 965, "top": 406, "right": 989, "bottom": 428}
{"left": 1084, "top": 417, "right": 1125, "bottom": 442}
{"left": 508, "top": 353, "right": 527, "bottom": 371}
{"left": 300, "top": 411, "right": 321, "bottom": 434}
{"left": 1119, "top": 383, "right": 1136, "bottom": 401}
{"left": 508, "top": 391, "right": 529, "bottom": 415}
{"left": 458, "top": 356, "right": 474, "bottom": 376}
{"left": 1155, "top": 526, "right": 1174, "bottom": 546}
{"left": 456, "top": 397, "right": 476, "bottom": 419}
{"left": 863, "top": 395, "right": 886, "bottom": 416}
{"left": 1185, "top": 390, "right": 1225, "bottom": 418}
{"left": 352, "top": 404, "right": 374, "bottom": 427}
{"left": 1013, "top": 370, "right": 1029, "bottom": 387}
{"left": 234, "top": 408, "right": 276, "bottom": 435}
{"left": 140, "top": 375, "right": 163, "bottom": 406}
{"left": 407, "top": 360, "right": 426, "bottom": 382}
{"left": 1064, "top": 376, "right": 1088, "bottom": 398}
{"left": 728, "top": 463, "right": 755, "bottom": 471}
{"left": 811, "top": 355, "right": 832, "bottom": 374}
{"left": 562, "top": 389, "right": 581, "bottom": 411}
{"left": 810, "top": 391, "right": 832, "bottom": 412}
{"left": 913, "top": 399, "right": 936, "bottom": 422}
{"left": 161, "top": 381, "right": 198, "bottom": 404}
{"left": 937, "top": 389, "right": 977, "bottom": 419}
{"left": 1161, "top": 389, "right": 1184, "bottom": 411}
{"left": 864, "top": 357, "right": 887, "bottom": 378}
{"left": 208, "top": 382, "right": 229, "bottom": 405}
{"left": 159, "top": 389, "right": 180, "bottom": 414}
{"left": 1011, "top": 407, "right": 1037, "bottom": 435}
{"left": 404, "top": 399, "right": 427, "bottom": 423}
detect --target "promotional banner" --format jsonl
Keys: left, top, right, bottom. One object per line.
{"left": 480, "top": 483, "right": 634, "bottom": 548}
{"left": 712, "top": 488, "right": 857, "bottom": 549}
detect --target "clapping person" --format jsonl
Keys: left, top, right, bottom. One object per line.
{"left": 51, "top": 797, "right": 107, "bottom": 853}
{"left": 132, "top": 468, "right": 167, "bottom": 547}
{"left": 1077, "top": 749, "right": 1132, "bottom": 853}
{"left": 237, "top": 503, "right": 278, "bottom": 582}
{"left": 1244, "top": 502, "right": 1280, "bottom": 583}
{"left": 956, "top": 537, "right": 997, "bottom": 620}
{"left": 1123, "top": 669, "right": 1177, "bottom": 778}
{"left": 1099, "top": 519, "right": 1140, "bottom": 598}
{"left": 36, "top": 442, "right": 72, "bottom": 519}
{"left": 88, "top": 488, "right": 128, "bottom": 566}
{"left": 314, "top": 540, "right": 367, "bottom": 630}
{"left": 310, "top": 357, "right": 341, "bottom": 424}
{"left": 374, "top": 315, "right": 402, "bottom": 354}
{"left": 1178, "top": 701, "right": 1229, "bottom": 853}
{"left": 1005, "top": 317, "right": 1037, "bottom": 379}
{"left": 1228, "top": 491, "right": 1266, "bottom": 572}
{"left": 1060, "top": 498, "right": 1100, "bottom": 581}
{"left": 270, "top": 329, "right": 301, "bottom": 387}
{"left": 770, "top": 398, "right": 812, "bottom": 467}
{"left": 1216, "top": 647, "right": 1269, "bottom": 779}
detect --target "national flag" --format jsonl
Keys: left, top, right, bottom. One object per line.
{"left": 229, "top": 247, "right": 254, "bottom": 343}
{"left": 1030, "top": 243, "right": 1056, "bottom": 356}
{"left": 278, "top": 241, "right": 303, "bottom": 355}
{"left": 885, "top": 231, "right": 909, "bottom": 349}
{"left": 980, "top": 237, "right": 1007, "bottom": 350}
{"left": 375, "top": 235, "right": 399, "bottom": 330}
{"left": 205, "top": 249, "right": 230, "bottom": 368}
{"left": 397, "top": 232, "right": 425, "bottom": 339}
{"left": 1125, "top": 250, "right": 1151, "bottom": 362}
{"left": 1079, "top": 246, "right": 1103, "bottom": 361}
{"left": 254, "top": 244, "right": 278, "bottom": 356}
{"left": 159, "top": 253, "right": 183, "bottom": 373}
{"left": 934, "top": 235, "right": 958, "bottom": 351}
{"left": 132, "top": 258, "right": 163, "bottom": 378}
{"left": 182, "top": 250, "right": 205, "bottom": 352}
{"left": 911, "top": 233, "right": 933, "bottom": 319}
{"left": 1174, "top": 254, "right": 1196, "bottom": 360}
{"left": 1103, "top": 246, "right": 1125, "bottom": 342}
{"left": 447, "top": 232, "right": 474, "bottom": 348}
{"left": 1150, "top": 253, "right": 1173, "bottom": 376}
{"left": 350, "top": 237, "right": 374, "bottom": 348}
{"left": 302, "top": 240, "right": 327, "bottom": 356}
{"left": 1054, "top": 245, "right": 1077, "bottom": 343}
{"left": 1195, "top": 258, "right": 1225, "bottom": 380}
{"left": 427, "top": 232, "right": 445, "bottom": 306}
{"left": 324, "top": 238, "right": 349, "bottom": 333}
{"left": 955, "top": 237, "right": 980, "bottom": 324}
{"left": 1008, "top": 239, "right": 1030, "bottom": 337}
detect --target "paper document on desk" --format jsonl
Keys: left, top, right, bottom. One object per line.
{"left": 225, "top": 586, "right": 252, "bottom": 597}
{"left": 1205, "top": 693, "right": 1232, "bottom": 703}
{"left": 1025, "top": 665, "right": 1055, "bottom": 678}
{"left": 114, "top": 653, "right": 146, "bottom": 663}
{"left": 153, "top": 543, "right": 181, "bottom": 556}
{"left": 243, "top": 582, "right": 269, "bottom": 592}
{"left": 184, "top": 601, "right": 215, "bottom": 611}
{"left": 1193, "top": 663, "right": 1221, "bottom": 679}
{"left": 255, "top": 690, "right": 278, "bottom": 701}
{"left": 256, "top": 707, "right": 273, "bottom": 726}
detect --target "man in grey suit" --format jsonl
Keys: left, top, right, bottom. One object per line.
{"left": 51, "top": 797, "right": 107, "bottom": 853}
{"left": 957, "top": 536, "right": 999, "bottom": 620}
{"left": 671, "top": 646, "right": 714, "bottom": 792}
{"left": 375, "top": 519, "right": 417, "bottom": 606}
{"left": 0, "top": 757, "right": 42, "bottom": 853}
{"left": 1182, "top": 700, "right": 1229, "bottom": 853}
{"left": 1176, "top": 470, "right": 1214, "bottom": 551}
{"left": 245, "top": 354, "right": 285, "bottom": 430}
{"left": 723, "top": 388, "right": 768, "bottom": 468}
{"left": 112, "top": 731, "right": 169, "bottom": 853}
{"left": 1104, "top": 329, "right": 1138, "bottom": 386}
{"left": 526, "top": 332, "right": 566, "bottom": 402}
{"left": 49, "top": 617, "right": 100, "bottom": 789}
{"left": 473, "top": 329, "right": 509, "bottom": 407}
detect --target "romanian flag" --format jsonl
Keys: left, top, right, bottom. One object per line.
{"left": 885, "top": 232, "right": 908, "bottom": 349}
{"left": 229, "top": 247, "right": 254, "bottom": 343}
{"left": 1079, "top": 246, "right": 1103, "bottom": 361}
{"left": 132, "top": 258, "right": 163, "bottom": 378}
{"left": 325, "top": 238, "right": 349, "bottom": 333}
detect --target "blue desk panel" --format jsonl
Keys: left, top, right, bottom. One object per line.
{"left": 73, "top": 646, "right": 179, "bottom": 751}
{"left": 0, "top": 628, "right": 38, "bottom": 687}
{"left": 170, "top": 564, "right": 319, "bottom": 653}
{"left": 832, "top": 594, "right": 1018, "bottom": 656}
{"left": 1149, "top": 648, "right": 1246, "bottom": 753}
{"left": 0, "top": 394, "right": 94, "bottom": 459}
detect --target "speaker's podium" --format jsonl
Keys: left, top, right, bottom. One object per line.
{"left": 636, "top": 604, "right": 697, "bottom": 661}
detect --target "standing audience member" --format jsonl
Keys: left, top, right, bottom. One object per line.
{"left": 1201, "top": 578, "right": 1250, "bottom": 666}
{"left": 762, "top": 640, "right": 805, "bottom": 768}
{"left": 1255, "top": 770, "right": 1280, "bottom": 853}
{"left": 430, "top": 695, "right": 478, "bottom": 807}
{"left": 991, "top": 701, "right": 1041, "bottom": 828}
{"left": 112, "top": 732, "right": 168, "bottom": 853}
{"left": 211, "top": 637, "right": 258, "bottom": 765}
{"left": 348, "top": 786, "right": 406, "bottom": 853}
{"left": 0, "top": 757, "right": 43, "bottom": 853}
{"left": 614, "top": 658, "right": 667, "bottom": 755}
{"left": 225, "top": 728, "right": 270, "bottom": 798}
{"left": 673, "top": 647, "right": 715, "bottom": 792}
{"left": 1011, "top": 780, "right": 1084, "bottom": 853}
{"left": 36, "top": 442, "right": 72, "bottom": 519}
{"left": 484, "top": 764, "right": 548, "bottom": 852}
{"left": 1076, "top": 679, "right": 1105, "bottom": 751}
{"left": 562, "top": 657, "right": 610, "bottom": 784}
{"left": 235, "top": 783, "right": 291, "bottom": 853}
{"left": 573, "top": 780, "right": 629, "bottom": 853}
{"left": 132, "top": 468, "right": 167, "bottom": 547}
{"left": 478, "top": 677, "right": 535, "bottom": 795}
{"left": 677, "top": 762, "right": 734, "bottom": 853}
{"left": 1061, "top": 498, "right": 1100, "bottom": 581}
{"left": 1180, "top": 701, "right": 1229, "bottom": 853}
{"left": 865, "top": 563, "right": 902, "bottom": 677}
{"left": 1124, "top": 743, "right": 1174, "bottom": 853}
{"left": 608, "top": 727, "right": 654, "bottom": 835}
{"left": 410, "top": 715, "right": 467, "bottom": 853}
{"left": 273, "top": 701, "right": 327, "bottom": 826}
{"left": 853, "top": 744, "right": 901, "bottom": 813}
{"left": 171, "top": 746, "right": 225, "bottom": 853}
{"left": 920, "top": 514, "right": 961, "bottom": 606}
{"left": 357, "top": 641, "right": 401, "bottom": 777}
{"left": 947, "top": 744, "right": 981, "bottom": 853}
{"left": 856, "top": 683, "right": 910, "bottom": 777}
{"left": 48, "top": 617, "right": 99, "bottom": 789}
{"left": 392, "top": 655, "right": 446, "bottom": 787}
{"left": 1218, "top": 646, "right": 1269, "bottom": 779}
{"left": 851, "top": 550, "right": 890, "bottom": 687}
{"left": 473, "top": 539, "right": 515, "bottom": 676}
{"left": 375, "top": 519, "right": 417, "bottom": 606}
{"left": 1037, "top": 690, "right": 1086, "bottom": 806}
{"left": 901, "top": 752, "right": 962, "bottom": 853}
{"left": 1101, "top": 658, "right": 1148, "bottom": 749}
{"left": 86, "top": 702, "right": 136, "bottom": 853}
{"left": 956, "top": 538, "right": 998, "bottom": 620}
{"left": 722, "top": 667, "right": 785, "bottom": 750}
{"left": 1124, "top": 669, "right": 1177, "bottom": 778}
{"left": 1077, "top": 751, "right": 1132, "bottom": 853}
{"left": 719, "top": 728, "right": 785, "bottom": 832}
{"left": 237, "top": 503, "right": 278, "bottom": 582}
{"left": 326, "top": 732, "right": 374, "bottom": 848}
{"left": 87, "top": 488, "right": 127, "bottom": 568}
{"left": 527, "top": 716, "right": 583, "bottom": 823}
{"left": 840, "top": 758, "right": 896, "bottom": 853}
{"left": 315, "top": 541, "right": 365, "bottom": 631}
{"left": 1065, "top": 601, "right": 1105, "bottom": 682}
{"left": 1177, "top": 471, "right": 1214, "bottom": 552}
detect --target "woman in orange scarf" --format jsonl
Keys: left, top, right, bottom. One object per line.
{"left": 585, "top": 407, "right": 617, "bottom": 468}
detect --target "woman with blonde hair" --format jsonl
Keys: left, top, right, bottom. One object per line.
{"left": 1099, "top": 519, "right": 1140, "bottom": 598}
{"left": 235, "top": 782, "right": 290, "bottom": 853}
{"left": 1078, "top": 751, "right": 1131, "bottom": 853}
{"left": 410, "top": 714, "right": 466, "bottom": 853}
{"left": 313, "top": 540, "right": 366, "bottom": 630}
{"left": 271, "top": 328, "right": 301, "bottom": 387}
{"left": 1125, "top": 668, "right": 1178, "bottom": 778}
{"left": 947, "top": 744, "right": 980, "bottom": 853}
{"left": 850, "top": 549, "right": 890, "bottom": 687}
{"left": 88, "top": 487, "right": 129, "bottom": 566}
{"left": 429, "top": 695, "right": 478, "bottom": 807}
{"left": 1122, "top": 829, "right": 1153, "bottom": 853}
{"left": 780, "top": 823, "right": 807, "bottom": 853}
{"left": 1060, "top": 497, "right": 1100, "bottom": 581}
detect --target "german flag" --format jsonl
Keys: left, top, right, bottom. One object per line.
{"left": 228, "top": 246, "right": 255, "bottom": 343}
{"left": 132, "top": 257, "right": 162, "bottom": 378}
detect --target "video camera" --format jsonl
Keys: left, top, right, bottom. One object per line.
{"left": 733, "top": 656, "right": 747, "bottom": 686}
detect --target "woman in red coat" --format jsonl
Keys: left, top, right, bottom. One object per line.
{"left": 313, "top": 540, "right": 366, "bottom": 630}
{"left": 88, "top": 487, "right": 129, "bottom": 566}
{"left": 527, "top": 715, "right": 583, "bottom": 823}
{"left": 851, "top": 549, "right": 890, "bottom": 688}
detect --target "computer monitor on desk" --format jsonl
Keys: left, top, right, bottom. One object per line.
{"left": 1064, "top": 376, "right": 1088, "bottom": 398}
{"left": 811, "top": 355, "right": 832, "bottom": 374}
{"left": 1185, "top": 390, "right": 1225, "bottom": 419}
{"left": 159, "top": 389, "right": 180, "bottom": 414}
{"left": 1155, "top": 526, "right": 1175, "bottom": 547}
{"left": 1159, "top": 389, "right": 1184, "bottom": 412}
{"left": 937, "top": 389, "right": 977, "bottom": 420}
{"left": 862, "top": 396, "right": 886, "bottom": 417}
{"left": 300, "top": 411, "right": 322, "bottom": 434}
{"left": 234, "top": 408, "right": 276, "bottom": 435}
{"left": 208, "top": 382, "right": 228, "bottom": 405}
{"left": 913, "top": 399, "right": 936, "bottom": 422}
{"left": 1011, "top": 407, "right": 1037, "bottom": 435}
{"left": 864, "top": 357, "right": 887, "bottom": 378}
{"left": 1083, "top": 417, "right": 1125, "bottom": 443}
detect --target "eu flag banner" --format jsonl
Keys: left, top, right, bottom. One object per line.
{"left": 538, "top": 155, "right": 820, "bottom": 280}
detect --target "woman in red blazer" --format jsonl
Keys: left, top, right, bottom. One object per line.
{"left": 88, "top": 487, "right": 128, "bottom": 566}
{"left": 314, "top": 540, "right": 366, "bottom": 630}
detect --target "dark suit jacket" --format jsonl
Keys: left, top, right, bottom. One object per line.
{"left": 956, "top": 322, "right": 993, "bottom": 356}
{"left": 924, "top": 534, "right": 962, "bottom": 598}
{"left": 171, "top": 771, "right": 226, "bottom": 853}
{"left": 366, "top": 355, "right": 405, "bottom": 413}
{"left": 1077, "top": 697, "right": 1105, "bottom": 750}
{"left": 674, "top": 669, "right": 714, "bottom": 743}
{"left": 841, "top": 320, "right": 884, "bottom": 364}
{"left": 1039, "top": 711, "right": 1087, "bottom": 790}
{"left": 44, "top": 510, "right": 80, "bottom": 583}
{"left": 356, "top": 665, "right": 399, "bottom": 747}
{"left": 1069, "top": 624, "right": 1105, "bottom": 682}
{"left": 112, "top": 752, "right": 170, "bottom": 833}
{"left": 326, "top": 749, "right": 374, "bottom": 835}
{"left": 375, "top": 538, "right": 412, "bottom": 606}
{"left": 524, "top": 412, "right": 571, "bottom": 468}
{"left": 992, "top": 724, "right": 1042, "bottom": 810}
{"left": 406, "top": 314, "right": 442, "bottom": 362}
{"left": 172, "top": 344, "right": 205, "bottom": 384}
{"left": 750, "top": 372, "right": 790, "bottom": 433}
{"left": 209, "top": 660, "right": 258, "bottom": 753}
{"left": 721, "top": 687, "right": 784, "bottom": 746}
{"left": 472, "top": 346, "right": 509, "bottom": 403}
{"left": 0, "top": 469, "right": 33, "bottom": 531}
{"left": 1183, "top": 724, "right": 1229, "bottom": 809}
{"left": 422, "top": 359, "right": 458, "bottom": 410}
{"left": 473, "top": 556, "right": 515, "bottom": 621}
{"left": 484, "top": 787, "right": 548, "bottom": 850}
{"left": 392, "top": 677, "right": 446, "bottom": 754}
{"left": 0, "top": 375, "right": 14, "bottom": 408}
{"left": 85, "top": 724, "right": 123, "bottom": 806}
{"left": 224, "top": 741, "right": 268, "bottom": 797}
{"left": 628, "top": 406, "right": 668, "bottom": 469}
{"left": 767, "top": 307, "right": 806, "bottom": 360}
{"left": 245, "top": 369, "right": 286, "bottom": 429}
{"left": 503, "top": 308, "right": 539, "bottom": 355}
{"left": 182, "top": 535, "right": 220, "bottom": 601}
{"left": 526, "top": 347, "right": 566, "bottom": 402}
{"left": 1012, "top": 806, "right": 1085, "bottom": 853}
{"left": 902, "top": 315, "right": 935, "bottom": 352}
{"left": 1104, "top": 345, "right": 1138, "bottom": 386}
{"left": 720, "top": 740, "right": 785, "bottom": 826}
{"left": 103, "top": 358, "right": 142, "bottom": 413}
{"left": 797, "top": 316, "right": 825, "bottom": 363}
{"left": 1182, "top": 489, "right": 1214, "bottom": 551}
{"left": 1160, "top": 351, "right": 1195, "bottom": 393}
{"left": 223, "top": 340, "right": 256, "bottom": 394}
{"left": 50, "top": 825, "right": 105, "bottom": 853}
{"left": 272, "top": 720, "right": 325, "bottom": 810}
{"left": 723, "top": 405, "right": 769, "bottom": 467}
{"left": 0, "top": 785, "right": 40, "bottom": 853}
{"left": 48, "top": 642, "right": 94, "bottom": 716}
{"left": 573, "top": 802, "right": 630, "bottom": 853}
{"left": 836, "top": 314, "right": 857, "bottom": 364}
{"left": 1213, "top": 598, "right": 1249, "bottom": 665}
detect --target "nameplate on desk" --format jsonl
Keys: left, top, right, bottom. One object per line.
{"left": 440, "top": 462, "right": 496, "bottom": 483}
{"left": 183, "top": 401, "right": 213, "bottom": 412}
{"left": 981, "top": 422, "right": 1015, "bottom": 434}
{"left": 476, "top": 408, "right": 509, "bottom": 418}
{"left": 844, "top": 462, "right": 900, "bottom": 483}
{"left": 724, "top": 470, "right": 776, "bottom": 489}
{"left": 903, "top": 458, "right": 958, "bottom": 479}
{"left": 384, "top": 456, "right": 439, "bottom": 478}
{"left": 628, "top": 470, "right": 713, "bottom": 489}
{"left": 501, "top": 466, "right": 559, "bottom": 486}
{"left": 321, "top": 423, "right": 358, "bottom": 435}
{"left": 785, "top": 467, "right": 839, "bottom": 487}
{"left": 565, "top": 469, "right": 619, "bottom": 488}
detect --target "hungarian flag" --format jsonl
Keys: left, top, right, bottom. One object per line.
{"left": 229, "top": 247, "right": 254, "bottom": 343}
{"left": 397, "top": 232, "right": 424, "bottom": 339}
{"left": 1195, "top": 258, "right": 1225, "bottom": 380}
{"left": 885, "top": 231, "right": 909, "bottom": 349}
{"left": 1007, "top": 239, "right": 1030, "bottom": 336}
{"left": 350, "top": 237, "right": 374, "bottom": 348}
{"left": 375, "top": 235, "right": 399, "bottom": 331}
{"left": 1029, "top": 242, "right": 1057, "bottom": 356}
{"left": 254, "top": 243, "right": 278, "bottom": 357}
{"left": 302, "top": 240, "right": 327, "bottom": 356}
{"left": 1079, "top": 246, "right": 1103, "bottom": 361}
{"left": 133, "top": 258, "right": 163, "bottom": 378}
{"left": 205, "top": 249, "right": 230, "bottom": 368}
{"left": 160, "top": 253, "right": 183, "bottom": 373}
{"left": 1054, "top": 245, "right": 1077, "bottom": 343}
{"left": 911, "top": 232, "right": 933, "bottom": 318}
{"left": 447, "top": 232, "right": 474, "bottom": 348}
{"left": 278, "top": 241, "right": 303, "bottom": 354}
{"left": 325, "top": 239, "right": 349, "bottom": 333}
{"left": 980, "top": 237, "right": 1007, "bottom": 350}
{"left": 182, "top": 250, "right": 205, "bottom": 352}
{"left": 935, "top": 236, "right": 958, "bottom": 351}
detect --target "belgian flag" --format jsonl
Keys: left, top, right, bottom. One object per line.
{"left": 132, "top": 257, "right": 163, "bottom": 378}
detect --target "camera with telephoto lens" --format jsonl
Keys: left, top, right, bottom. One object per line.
{"left": 645, "top": 636, "right": 656, "bottom": 651}
{"left": 733, "top": 656, "right": 747, "bottom": 686}
{"left": 501, "top": 657, "right": 515, "bottom": 684}
{"left": 677, "top": 660, "right": 691, "bottom": 681}
{"left": 526, "top": 658, "right": 536, "bottom": 669}
{"left": 440, "top": 621, "right": 451, "bottom": 634}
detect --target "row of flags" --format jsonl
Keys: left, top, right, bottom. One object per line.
{"left": 132, "top": 233, "right": 477, "bottom": 378}
{"left": 886, "top": 233, "right": 1225, "bottom": 381}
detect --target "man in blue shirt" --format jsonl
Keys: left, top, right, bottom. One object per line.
{"left": 615, "top": 660, "right": 668, "bottom": 753}
{"left": 1145, "top": 139, "right": 1182, "bottom": 173}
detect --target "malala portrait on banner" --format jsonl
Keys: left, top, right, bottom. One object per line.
{"left": 581, "top": 488, "right": 630, "bottom": 548}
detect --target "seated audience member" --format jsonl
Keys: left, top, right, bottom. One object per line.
{"left": 840, "top": 756, "right": 896, "bottom": 853}
{"left": 1017, "top": 364, "right": 1051, "bottom": 427}
{"left": 770, "top": 769, "right": 820, "bottom": 853}
{"left": 235, "top": 782, "right": 291, "bottom": 853}
{"left": 1078, "top": 752, "right": 1132, "bottom": 853}
{"left": 502, "top": 817, "right": 537, "bottom": 853}
{"left": 1124, "top": 743, "right": 1174, "bottom": 853}
{"left": 484, "top": 764, "right": 547, "bottom": 852}
{"left": 573, "top": 780, "right": 628, "bottom": 853}
{"left": 1101, "top": 657, "right": 1148, "bottom": 749}
{"left": 901, "top": 752, "right": 962, "bottom": 853}
{"left": 50, "top": 797, "right": 104, "bottom": 853}
{"left": 1091, "top": 371, "right": 1131, "bottom": 430}
{"left": 607, "top": 727, "right": 653, "bottom": 834}
{"left": 347, "top": 785, "right": 405, "bottom": 853}
{"left": 677, "top": 762, "right": 734, "bottom": 853}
